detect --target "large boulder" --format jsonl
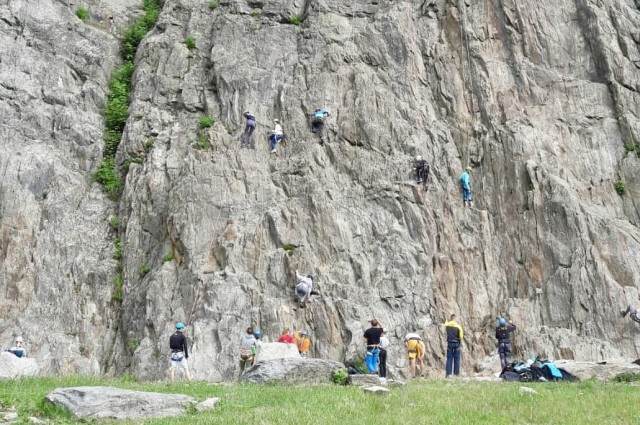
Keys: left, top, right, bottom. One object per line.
{"left": 240, "top": 358, "right": 345, "bottom": 384}
{"left": 348, "top": 374, "right": 381, "bottom": 387}
{"left": 554, "top": 359, "right": 640, "bottom": 381}
{"left": 254, "top": 342, "right": 300, "bottom": 363}
{"left": 44, "top": 387, "right": 195, "bottom": 420}
{"left": 0, "top": 352, "right": 39, "bottom": 379}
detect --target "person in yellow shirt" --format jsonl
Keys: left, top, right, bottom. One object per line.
{"left": 444, "top": 314, "right": 463, "bottom": 377}
{"left": 404, "top": 333, "right": 425, "bottom": 378}
{"left": 294, "top": 331, "right": 311, "bottom": 358}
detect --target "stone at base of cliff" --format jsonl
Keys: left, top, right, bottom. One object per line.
{"left": 195, "top": 397, "right": 220, "bottom": 412}
{"left": 364, "top": 386, "right": 390, "bottom": 395}
{"left": 554, "top": 359, "right": 640, "bottom": 381}
{"left": 0, "top": 352, "right": 39, "bottom": 379}
{"left": 348, "top": 374, "right": 381, "bottom": 386}
{"left": 239, "top": 358, "right": 345, "bottom": 384}
{"left": 44, "top": 387, "right": 195, "bottom": 420}
{"left": 254, "top": 342, "right": 301, "bottom": 363}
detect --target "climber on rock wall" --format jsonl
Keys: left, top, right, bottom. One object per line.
{"left": 269, "top": 119, "right": 284, "bottom": 154}
{"left": 459, "top": 166, "right": 473, "bottom": 208}
{"left": 294, "top": 270, "right": 314, "bottom": 308}
{"left": 310, "top": 108, "right": 330, "bottom": 144}
{"left": 495, "top": 317, "right": 517, "bottom": 369}
{"left": 240, "top": 111, "right": 256, "bottom": 148}
{"left": 414, "top": 155, "right": 430, "bottom": 190}
{"left": 621, "top": 304, "right": 640, "bottom": 323}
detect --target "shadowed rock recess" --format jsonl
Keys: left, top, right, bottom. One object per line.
{"left": 0, "top": 0, "right": 639, "bottom": 380}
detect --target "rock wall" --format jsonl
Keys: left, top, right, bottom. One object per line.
{"left": 1, "top": 0, "right": 639, "bottom": 380}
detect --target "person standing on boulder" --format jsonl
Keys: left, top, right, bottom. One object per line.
{"left": 444, "top": 314, "right": 463, "bottom": 378}
{"left": 169, "top": 322, "right": 192, "bottom": 382}
{"left": 269, "top": 119, "right": 284, "bottom": 154}
{"left": 363, "top": 319, "right": 385, "bottom": 374}
{"left": 6, "top": 336, "right": 26, "bottom": 358}
{"left": 310, "top": 108, "right": 330, "bottom": 144}
{"left": 295, "top": 270, "right": 314, "bottom": 308}
{"left": 459, "top": 166, "right": 473, "bottom": 208}
{"left": 239, "top": 327, "right": 258, "bottom": 376}
{"left": 277, "top": 328, "right": 295, "bottom": 344}
{"left": 294, "top": 331, "right": 311, "bottom": 358}
{"left": 378, "top": 330, "right": 390, "bottom": 382}
{"left": 495, "top": 317, "right": 517, "bottom": 369}
{"left": 240, "top": 111, "right": 256, "bottom": 148}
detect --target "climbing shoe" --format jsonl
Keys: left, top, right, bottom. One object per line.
{"left": 271, "top": 148, "right": 276, "bottom": 154}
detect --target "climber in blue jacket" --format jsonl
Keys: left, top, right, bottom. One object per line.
{"left": 310, "top": 108, "right": 330, "bottom": 144}
{"left": 459, "top": 166, "right": 473, "bottom": 208}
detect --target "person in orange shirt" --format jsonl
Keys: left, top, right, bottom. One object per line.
{"left": 294, "top": 331, "right": 311, "bottom": 358}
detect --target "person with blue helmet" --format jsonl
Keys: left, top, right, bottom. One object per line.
{"left": 240, "top": 111, "right": 256, "bottom": 148}
{"left": 239, "top": 327, "right": 258, "bottom": 376}
{"left": 310, "top": 108, "right": 330, "bottom": 144}
{"left": 169, "top": 322, "right": 191, "bottom": 382}
{"left": 495, "top": 317, "right": 516, "bottom": 369}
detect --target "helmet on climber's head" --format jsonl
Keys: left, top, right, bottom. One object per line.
{"left": 301, "top": 331, "right": 309, "bottom": 337}
{"left": 466, "top": 166, "right": 472, "bottom": 172}
{"left": 307, "top": 275, "right": 313, "bottom": 280}
{"left": 176, "top": 322, "right": 185, "bottom": 330}
{"left": 243, "top": 110, "right": 250, "bottom": 116}
{"left": 415, "top": 155, "right": 422, "bottom": 161}
{"left": 498, "top": 317, "right": 506, "bottom": 327}
{"left": 253, "top": 330, "right": 262, "bottom": 340}
{"left": 273, "top": 119, "right": 279, "bottom": 124}
{"left": 15, "top": 336, "right": 23, "bottom": 344}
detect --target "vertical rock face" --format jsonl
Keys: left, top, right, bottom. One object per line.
{"left": 1, "top": 0, "right": 639, "bottom": 380}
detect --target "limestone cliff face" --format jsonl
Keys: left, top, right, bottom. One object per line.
{"left": 1, "top": 0, "right": 639, "bottom": 380}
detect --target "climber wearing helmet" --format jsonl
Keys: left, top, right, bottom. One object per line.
{"left": 169, "top": 322, "right": 192, "bottom": 382}
{"left": 7, "top": 336, "right": 26, "bottom": 358}
{"left": 310, "top": 108, "right": 330, "bottom": 144}
{"left": 621, "top": 303, "right": 640, "bottom": 324}
{"left": 239, "top": 327, "right": 258, "bottom": 375}
{"left": 269, "top": 119, "right": 284, "bottom": 154}
{"left": 413, "top": 155, "right": 430, "bottom": 190}
{"left": 495, "top": 317, "right": 516, "bottom": 369}
{"left": 240, "top": 110, "right": 256, "bottom": 148}
{"left": 459, "top": 166, "right": 473, "bottom": 208}
{"left": 294, "top": 270, "right": 314, "bottom": 308}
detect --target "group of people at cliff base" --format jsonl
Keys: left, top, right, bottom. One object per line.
{"left": 361, "top": 314, "right": 516, "bottom": 379}
{"left": 240, "top": 109, "right": 330, "bottom": 153}
{"left": 239, "top": 327, "right": 311, "bottom": 376}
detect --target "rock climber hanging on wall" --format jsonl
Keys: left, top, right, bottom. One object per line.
{"left": 310, "top": 108, "right": 330, "bottom": 145}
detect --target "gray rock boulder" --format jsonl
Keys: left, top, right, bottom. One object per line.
{"left": 254, "top": 342, "right": 301, "bottom": 363}
{"left": 240, "top": 358, "right": 345, "bottom": 384}
{"left": 348, "top": 374, "right": 381, "bottom": 387}
{"left": 364, "top": 386, "right": 390, "bottom": 395}
{"left": 0, "top": 352, "right": 39, "bottom": 379}
{"left": 555, "top": 359, "right": 640, "bottom": 381}
{"left": 195, "top": 397, "right": 220, "bottom": 412}
{"left": 44, "top": 387, "right": 195, "bottom": 420}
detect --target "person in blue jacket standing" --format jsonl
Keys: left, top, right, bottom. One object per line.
{"left": 459, "top": 166, "right": 473, "bottom": 208}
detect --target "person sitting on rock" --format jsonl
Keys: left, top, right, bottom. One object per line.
{"left": 405, "top": 332, "right": 425, "bottom": 378}
{"left": 6, "top": 336, "right": 26, "bottom": 358}
{"left": 239, "top": 327, "right": 258, "bottom": 376}
{"left": 363, "top": 319, "right": 385, "bottom": 374}
{"left": 241, "top": 111, "right": 256, "bottom": 148}
{"left": 294, "top": 330, "right": 311, "bottom": 358}
{"left": 414, "top": 155, "right": 430, "bottom": 190}
{"left": 269, "top": 119, "right": 284, "bottom": 154}
{"left": 169, "top": 322, "right": 192, "bottom": 382}
{"left": 495, "top": 317, "right": 516, "bottom": 369}
{"left": 295, "top": 270, "right": 314, "bottom": 308}
{"left": 621, "top": 304, "right": 640, "bottom": 323}
{"left": 277, "top": 328, "right": 295, "bottom": 344}
{"left": 310, "top": 108, "right": 330, "bottom": 144}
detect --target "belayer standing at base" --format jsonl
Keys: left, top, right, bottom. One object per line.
{"left": 169, "top": 322, "right": 192, "bottom": 382}
{"left": 239, "top": 327, "right": 258, "bottom": 376}
{"left": 495, "top": 317, "right": 516, "bottom": 369}
{"left": 444, "top": 314, "right": 463, "bottom": 377}
{"left": 241, "top": 111, "right": 256, "bottom": 148}
{"left": 363, "top": 319, "right": 385, "bottom": 374}
{"left": 310, "top": 108, "right": 330, "bottom": 144}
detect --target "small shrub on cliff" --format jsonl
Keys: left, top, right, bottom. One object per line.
{"left": 108, "top": 216, "right": 119, "bottom": 231}
{"left": 113, "top": 274, "right": 123, "bottom": 302}
{"left": 209, "top": 1, "right": 218, "bottom": 10}
{"left": 92, "top": 159, "right": 122, "bottom": 199}
{"left": 163, "top": 252, "right": 174, "bottom": 263}
{"left": 113, "top": 238, "right": 123, "bottom": 260}
{"left": 614, "top": 180, "right": 626, "bottom": 196}
{"left": 288, "top": 15, "right": 301, "bottom": 26}
{"left": 75, "top": 7, "right": 90, "bottom": 22}
{"left": 331, "top": 369, "right": 348, "bottom": 386}
{"left": 198, "top": 134, "right": 209, "bottom": 150}
{"left": 250, "top": 10, "right": 260, "bottom": 19}
{"left": 184, "top": 36, "right": 196, "bottom": 51}
{"left": 199, "top": 116, "right": 214, "bottom": 129}
{"left": 140, "top": 263, "right": 150, "bottom": 276}
{"left": 144, "top": 138, "right": 154, "bottom": 151}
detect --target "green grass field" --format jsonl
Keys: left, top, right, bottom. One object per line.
{"left": 1, "top": 377, "right": 639, "bottom": 424}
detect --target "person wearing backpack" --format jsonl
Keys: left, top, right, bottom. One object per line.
{"left": 414, "top": 155, "right": 430, "bottom": 190}
{"left": 239, "top": 327, "right": 258, "bottom": 376}
{"left": 269, "top": 119, "right": 284, "bottom": 154}
{"left": 459, "top": 166, "right": 473, "bottom": 208}
{"left": 310, "top": 108, "right": 330, "bottom": 144}
{"left": 169, "top": 322, "right": 192, "bottom": 382}
{"left": 240, "top": 111, "right": 256, "bottom": 148}
{"left": 495, "top": 317, "right": 516, "bottom": 369}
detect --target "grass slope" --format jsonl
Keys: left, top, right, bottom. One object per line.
{"left": 0, "top": 377, "right": 639, "bottom": 424}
